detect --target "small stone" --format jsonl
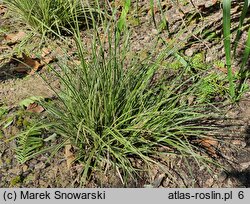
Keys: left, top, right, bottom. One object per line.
{"left": 187, "top": 95, "right": 195, "bottom": 105}
{"left": 162, "top": 178, "right": 170, "bottom": 187}
{"left": 226, "top": 110, "right": 239, "bottom": 118}
{"left": 185, "top": 48, "right": 194, "bottom": 57}
{"left": 9, "top": 167, "right": 21, "bottom": 175}
{"left": 231, "top": 140, "right": 243, "bottom": 146}
{"left": 152, "top": 174, "right": 165, "bottom": 187}
{"left": 151, "top": 29, "right": 158, "bottom": 35}
{"left": 204, "top": 178, "right": 214, "bottom": 187}
{"left": 34, "top": 162, "right": 46, "bottom": 170}
{"left": 22, "top": 164, "right": 28, "bottom": 172}
{"left": 212, "top": 183, "right": 219, "bottom": 188}
{"left": 144, "top": 36, "right": 150, "bottom": 42}
{"left": 28, "top": 160, "right": 38, "bottom": 169}
{"left": 38, "top": 156, "right": 48, "bottom": 162}
{"left": 39, "top": 180, "right": 49, "bottom": 187}
{"left": 240, "top": 161, "right": 250, "bottom": 171}
{"left": 226, "top": 178, "right": 233, "bottom": 187}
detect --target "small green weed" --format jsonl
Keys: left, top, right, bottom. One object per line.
{"left": 0, "top": 106, "right": 9, "bottom": 137}
{"left": 190, "top": 52, "right": 207, "bottom": 70}
{"left": 15, "top": 124, "right": 44, "bottom": 164}
{"left": 10, "top": 176, "right": 21, "bottom": 187}
{"left": 0, "top": 106, "right": 8, "bottom": 118}
{"left": 196, "top": 73, "right": 227, "bottom": 103}
{"left": 0, "top": 106, "right": 13, "bottom": 129}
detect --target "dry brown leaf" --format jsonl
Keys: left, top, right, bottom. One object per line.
{"left": 65, "top": 144, "right": 75, "bottom": 170}
{"left": 200, "top": 138, "right": 218, "bottom": 147}
{"left": 214, "top": 65, "right": 236, "bottom": 75}
{"left": 53, "top": 47, "right": 64, "bottom": 57}
{"left": 41, "top": 55, "right": 54, "bottom": 66}
{"left": 42, "top": 47, "right": 56, "bottom": 65}
{"left": 214, "top": 65, "right": 228, "bottom": 74}
{"left": 26, "top": 103, "right": 45, "bottom": 113}
{"left": 14, "top": 53, "right": 41, "bottom": 74}
{"left": 30, "top": 48, "right": 54, "bottom": 66}
{"left": 4, "top": 31, "right": 26, "bottom": 44}
{"left": 0, "top": 45, "right": 10, "bottom": 50}
{"left": 197, "top": 138, "right": 218, "bottom": 157}
{"left": 12, "top": 66, "right": 29, "bottom": 74}
{"left": 41, "top": 47, "right": 51, "bottom": 57}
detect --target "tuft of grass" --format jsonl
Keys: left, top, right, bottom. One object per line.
{"left": 39, "top": 24, "right": 219, "bottom": 185}
{"left": 3, "top": 0, "right": 97, "bottom": 36}
{"left": 6, "top": 0, "right": 222, "bottom": 186}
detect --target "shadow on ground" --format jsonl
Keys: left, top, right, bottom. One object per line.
{"left": 226, "top": 126, "right": 250, "bottom": 187}
{"left": 227, "top": 168, "right": 250, "bottom": 187}
{"left": 245, "top": 126, "right": 250, "bottom": 147}
{"left": 0, "top": 60, "right": 28, "bottom": 81}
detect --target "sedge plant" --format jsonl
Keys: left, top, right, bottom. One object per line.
{"left": 40, "top": 26, "right": 220, "bottom": 186}
{"left": 11, "top": 0, "right": 221, "bottom": 186}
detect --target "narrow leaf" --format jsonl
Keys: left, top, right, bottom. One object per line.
{"left": 223, "top": 0, "right": 235, "bottom": 100}
{"left": 233, "top": 0, "right": 250, "bottom": 56}
{"left": 239, "top": 26, "right": 250, "bottom": 78}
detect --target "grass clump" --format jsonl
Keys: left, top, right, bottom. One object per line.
{"left": 3, "top": 0, "right": 96, "bottom": 36}
{"left": 39, "top": 25, "right": 218, "bottom": 185}
{"left": 4, "top": 0, "right": 221, "bottom": 186}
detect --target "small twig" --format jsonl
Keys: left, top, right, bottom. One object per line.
{"left": 116, "top": 166, "right": 124, "bottom": 185}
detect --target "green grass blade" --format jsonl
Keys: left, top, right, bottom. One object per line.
{"left": 239, "top": 26, "right": 250, "bottom": 82}
{"left": 117, "top": 0, "right": 131, "bottom": 32}
{"left": 150, "top": 0, "right": 157, "bottom": 27}
{"left": 237, "top": 28, "right": 250, "bottom": 100}
{"left": 233, "top": 0, "right": 250, "bottom": 56}
{"left": 223, "top": 0, "right": 235, "bottom": 100}
{"left": 241, "top": 27, "right": 250, "bottom": 70}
